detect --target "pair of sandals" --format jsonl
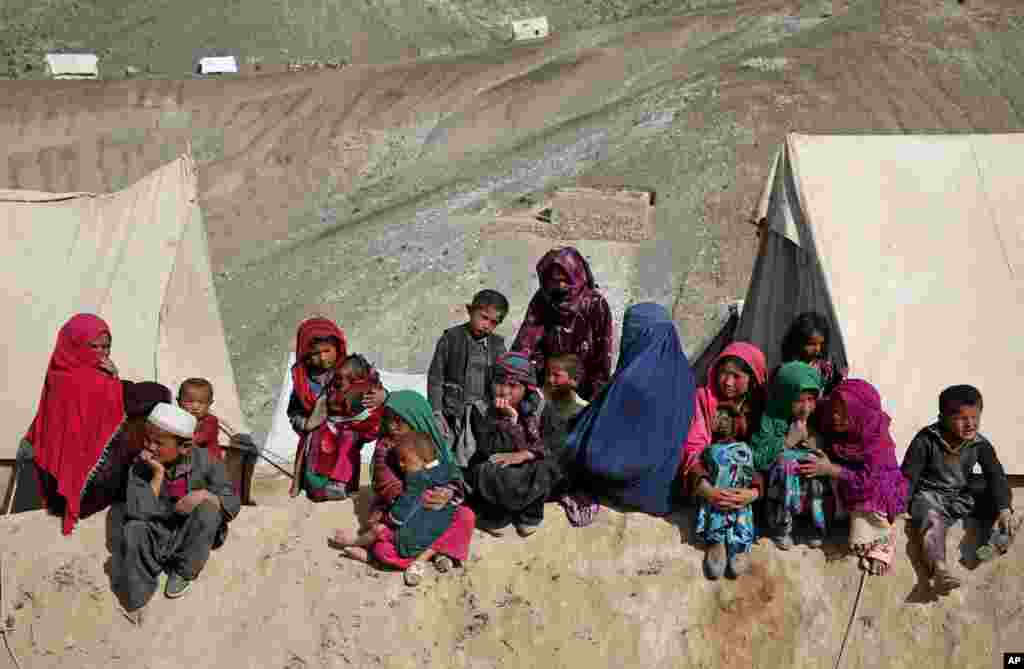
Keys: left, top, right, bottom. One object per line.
{"left": 703, "top": 543, "right": 751, "bottom": 580}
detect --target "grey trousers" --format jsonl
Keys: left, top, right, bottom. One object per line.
{"left": 117, "top": 501, "right": 222, "bottom": 611}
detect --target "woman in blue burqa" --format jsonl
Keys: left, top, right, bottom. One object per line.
{"left": 563, "top": 302, "right": 696, "bottom": 515}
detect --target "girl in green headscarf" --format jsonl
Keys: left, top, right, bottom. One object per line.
{"left": 330, "top": 390, "right": 475, "bottom": 585}
{"left": 749, "top": 361, "right": 826, "bottom": 550}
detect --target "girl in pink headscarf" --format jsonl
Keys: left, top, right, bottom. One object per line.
{"left": 680, "top": 342, "right": 768, "bottom": 578}
{"left": 796, "top": 379, "right": 909, "bottom": 575}
{"left": 511, "top": 247, "right": 613, "bottom": 402}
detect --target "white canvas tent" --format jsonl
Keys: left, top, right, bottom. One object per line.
{"left": 263, "top": 353, "right": 428, "bottom": 468}
{"left": 197, "top": 56, "right": 239, "bottom": 75}
{"left": 45, "top": 53, "right": 99, "bottom": 79}
{"left": 0, "top": 155, "right": 251, "bottom": 511}
{"left": 511, "top": 17, "right": 550, "bottom": 41}
{"left": 698, "top": 133, "right": 1024, "bottom": 473}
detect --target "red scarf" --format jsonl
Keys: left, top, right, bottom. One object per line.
{"left": 26, "top": 314, "right": 125, "bottom": 535}
{"left": 290, "top": 318, "right": 347, "bottom": 412}
{"left": 535, "top": 246, "right": 598, "bottom": 319}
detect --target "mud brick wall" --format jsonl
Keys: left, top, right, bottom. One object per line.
{"left": 547, "top": 188, "right": 654, "bottom": 242}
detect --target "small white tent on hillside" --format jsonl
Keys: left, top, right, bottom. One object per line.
{"left": 0, "top": 155, "right": 254, "bottom": 512}
{"left": 696, "top": 132, "right": 1024, "bottom": 473}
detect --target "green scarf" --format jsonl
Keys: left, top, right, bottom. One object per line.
{"left": 382, "top": 390, "right": 462, "bottom": 482}
{"left": 749, "top": 361, "right": 822, "bottom": 470}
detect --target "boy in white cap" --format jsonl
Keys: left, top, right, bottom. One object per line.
{"left": 116, "top": 403, "right": 241, "bottom": 612}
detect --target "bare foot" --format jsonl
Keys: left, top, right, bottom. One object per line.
{"left": 341, "top": 546, "right": 370, "bottom": 563}
{"left": 932, "top": 565, "right": 961, "bottom": 594}
{"left": 329, "top": 529, "right": 358, "bottom": 548}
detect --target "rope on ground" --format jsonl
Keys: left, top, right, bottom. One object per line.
{"left": 833, "top": 569, "right": 868, "bottom": 669}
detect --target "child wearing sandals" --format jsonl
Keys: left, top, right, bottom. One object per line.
{"left": 333, "top": 432, "right": 457, "bottom": 586}
{"left": 901, "top": 385, "right": 1015, "bottom": 593}
{"left": 695, "top": 405, "right": 757, "bottom": 580}
{"left": 798, "top": 379, "right": 909, "bottom": 575}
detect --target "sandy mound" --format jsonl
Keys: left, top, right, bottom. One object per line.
{"left": 0, "top": 476, "right": 1018, "bottom": 669}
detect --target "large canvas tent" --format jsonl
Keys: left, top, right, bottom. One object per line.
{"left": 696, "top": 132, "right": 1023, "bottom": 473}
{"left": 0, "top": 155, "right": 253, "bottom": 512}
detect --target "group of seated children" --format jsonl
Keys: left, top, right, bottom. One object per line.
{"left": 24, "top": 243, "right": 1017, "bottom": 607}
{"left": 23, "top": 313, "right": 241, "bottom": 616}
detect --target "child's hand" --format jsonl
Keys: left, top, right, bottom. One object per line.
{"left": 997, "top": 508, "right": 1015, "bottom": 537}
{"left": 488, "top": 452, "right": 531, "bottom": 467}
{"left": 138, "top": 450, "right": 164, "bottom": 476}
{"left": 364, "top": 387, "right": 387, "bottom": 409}
{"left": 494, "top": 398, "right": 518, "bottom": 422}
{"left": 797, "top": 450, "right": 836, "bottom": 478}
{"left": 785, "top": 420, "right": 809, "bottom": 448}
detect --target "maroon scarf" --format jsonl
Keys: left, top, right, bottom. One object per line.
{"left": 535, "top": 246, "right": 597, "bottom": 319}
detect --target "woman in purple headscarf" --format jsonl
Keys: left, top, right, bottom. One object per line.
{"left": 512, "top": 247, "right": 614, "bottom": 402}
{"left": 796, "top": 379, "right": 909, "bottom": 575}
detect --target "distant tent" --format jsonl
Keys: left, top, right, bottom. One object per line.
{"left": 696, "top": 132, "right": 1024, "bottom": 472}
{"left": 511, "top": 17, "right": 550, "bottom": 41}
{"left": 45, "top": 53, "right": 98, "bottom": 79}
{"left": 0, "top": 155, "right": 254, "bottom": 513}
{"left": 197, "top": 56, "right": 239, "bottom": 75}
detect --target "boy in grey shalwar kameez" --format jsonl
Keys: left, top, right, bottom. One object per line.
{"left": 117, "top": 403, "right": 240, "bottom": 611}
{"left": 901, "top": 385, "right": 1014, "bottom": 594}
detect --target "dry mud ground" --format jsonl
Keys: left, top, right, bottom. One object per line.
{"left": 2, "top": 1, "right": 1024, "bottom": 666}
{"left": 0, "top": 477, "right": 1020, "bottom": 669}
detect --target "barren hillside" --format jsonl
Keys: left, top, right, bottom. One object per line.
{"left": 4, "top": 0, "right": 1023, "bottom": 439}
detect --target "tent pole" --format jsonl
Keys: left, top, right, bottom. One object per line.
{"left": 217, "top": 421, "right": 293, "bottom": 480}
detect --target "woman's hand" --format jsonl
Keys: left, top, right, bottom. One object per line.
{"left": 422, "top": 486, "right": 454, "bottom": 510}
{"left": 493, "top": 398, "right": 518, "bottom": 423}
{"left": 489, "top": 451, "right": 532, "bottom": 467}
{"left": 785, "top": 419, "right": 809, "bottom": 449}
{"left": 98, "top": 357, "right": 119, "bottom": 377}
{"left": 797, "top": 449, "right": 839, "bottom": 478}
{"left": 364, "top": 387, "right": 387, "bottom": 410}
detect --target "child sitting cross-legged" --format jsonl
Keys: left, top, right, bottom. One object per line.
{"left": 695, "top": 405, "right": 758, "bottom": 580}
{"left": 332, "top": 432, "right": 457, "bottom": 586}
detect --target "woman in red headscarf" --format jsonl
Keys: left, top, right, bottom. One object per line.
{"left": 286, "top": 317, "right": 349, "bottom": 434}
{"left": 511, "top": 247, "right": 614, "bottom": 402}
{"left": 286, "top": 317, "right": 388, "bottom": 433}
{"left": 25, "top": 314, "right": 126, "bottom": 535}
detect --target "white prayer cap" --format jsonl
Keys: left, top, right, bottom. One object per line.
{"left": 147, "top": 402, "right": 196, "bottom": 439}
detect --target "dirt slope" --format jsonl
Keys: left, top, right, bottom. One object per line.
{"left": 0, "top": 480, "right": 1019, "bottom": 669}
